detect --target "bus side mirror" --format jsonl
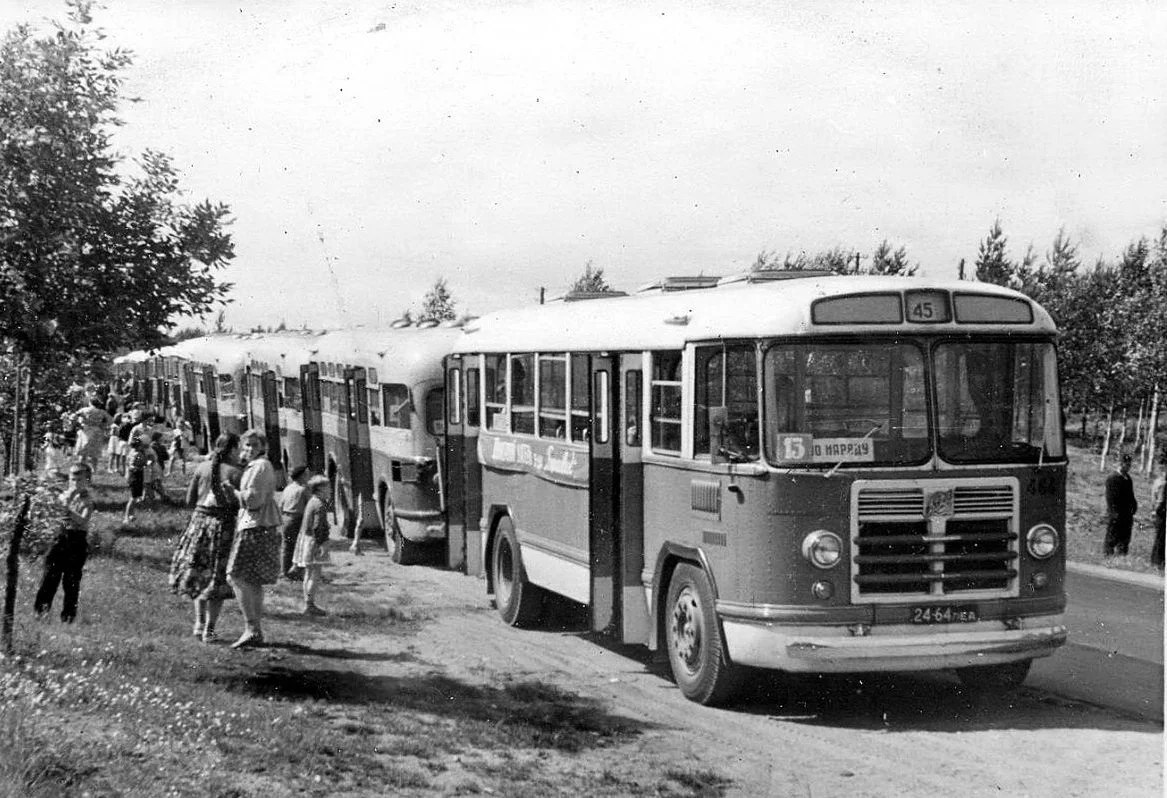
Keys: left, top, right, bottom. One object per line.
{"left": 709, "top": 406, "right": 729, "bottom": 465}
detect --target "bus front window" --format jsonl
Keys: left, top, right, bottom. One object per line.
{"left": 935, "top": 341, "right": 1063, "bottom": 463}
{"left": 763, "top": 342, "right": 928, "bottom": 467}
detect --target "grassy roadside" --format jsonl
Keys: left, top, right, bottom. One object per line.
{"left": 1064, "top": 442, "right": 1164, "bottom": 574}
{"left": 0, "top": 469, "right": 729, "bottom": 798}
{"left": 0, "top": 443, "right": 1158, "bottom": 796}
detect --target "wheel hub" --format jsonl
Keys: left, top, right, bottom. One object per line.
{"left": 671, "top": 588, "right": 702, "bottom": 668}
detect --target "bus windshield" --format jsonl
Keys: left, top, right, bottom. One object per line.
{"left": 934, "top": 341, "right": 1063, "bottom": 463}
{"left": 763, "top": 342, "right": 929, "bottom": 467}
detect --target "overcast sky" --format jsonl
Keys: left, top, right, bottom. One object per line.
{"left": 4, "top": 1, "right": 1164, "bottom": 329}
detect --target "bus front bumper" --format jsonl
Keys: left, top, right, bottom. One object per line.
{"left": 720, "top": 615, "right": 1067, "bottom": 673}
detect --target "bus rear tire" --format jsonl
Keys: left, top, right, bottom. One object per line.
{"left": 665, "top": 563, "right": 741, "bottom": 706}
{"left": 491, "top": 517, "right": 544, "bottom": 628}
{"left": 956, "top": 659, "right": 1032, "bottom": 692}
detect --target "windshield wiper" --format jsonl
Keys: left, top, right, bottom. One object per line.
{"left": 823, "top": 421, "right": 884, "bottom": 479}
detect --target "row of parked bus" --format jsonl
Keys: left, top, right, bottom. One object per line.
{"left": 116, "top": 271, "right": 1069, "bottom": 704}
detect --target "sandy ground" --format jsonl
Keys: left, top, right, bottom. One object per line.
{"left": 263, "top": 546, "right": 1164, "bottom": 798}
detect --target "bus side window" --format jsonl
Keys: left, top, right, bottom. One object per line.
{"left": 484, "top": 353, "right": 507, "bottom": 431}
{"left": 624, "top": 370, "right": 642, "bottom": 447}
{"left": 367, "top": 387, "right": 380, "bottom": 426}
{"left": 382, "top": 384, "right": 411, "bottom": 429}
{"left": 650, "top": 351, "right": 682, "bottom": 455}
{"left": 510, "top": 353, "right": 535, "bottom": 435}
{"left": 447, "top": 366, "right": 462, "bottom": 425}
{"left": 466, "top": 367, "right": 480, "bottom": 427}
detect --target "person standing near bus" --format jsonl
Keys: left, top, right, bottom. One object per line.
{"left": 221, "top": 429, "right": 281, "bottom": 649}
{"left": 34, "top": 462, "right": 95, "bottom": 623}
{"left": 169, "top": 433, "right": 242, "bottom": 643}
{"left": 1103, "top": 453, "right": 1138, "bottom": 556}
{"left": 277, "top": 465, "right": 310, "bottom": 579}
{"left": 1151, "top": 463, "right": 1166, "bottom": 569}
{"left": 73, "top": 398, "right": 111, "bottom": 471}
{"left": 292, "top": 475, "right": 333, "bottom": 616}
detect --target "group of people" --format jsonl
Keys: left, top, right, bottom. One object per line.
{"left": 31, "top": 382, "right": 337, "bottom": 646}
{"left": 166, "top": 430, "right": 334, "bottom": 648}
{"left": 1102, "top": 453, "right": 1166, "bottom": 568}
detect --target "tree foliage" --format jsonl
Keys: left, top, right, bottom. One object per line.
{"left": 569, "top": 261, "right": 616, "bottom": 293}
{"left": 420, "top": 277, "right": 456, "bottom": 322}
{"left": 751, "top": 240, "right": 917, "bottom": 276}
{"left": 0, "top": 2, "right": 235, "bottom": 364}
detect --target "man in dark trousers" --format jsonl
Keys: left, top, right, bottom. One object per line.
{"left": 34, "top": 462, "right": 95, "bottom": 622}
{"left": 1103, "top": 453, "right": 1138, "bottom": 556}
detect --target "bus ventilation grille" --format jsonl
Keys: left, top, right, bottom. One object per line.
{"left": 853, "top": 484, "right": 1017, "bottom": 598}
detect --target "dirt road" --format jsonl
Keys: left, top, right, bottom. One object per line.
{"left": 267, "top": 548, "right": 1163, "bottom": 797}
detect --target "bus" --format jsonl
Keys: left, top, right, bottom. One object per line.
{"left": 443, "top": 272, "right": 1068, "bottom": 704}
{"left": 304, "top": 325, "right": 462, "bottom": 564}
{"left": 173, "top": 335, "right": 250, "bottom": 449}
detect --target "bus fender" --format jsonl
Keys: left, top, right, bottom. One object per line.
{"left": 648, "top": 543, "right": 721, "bottom": 652}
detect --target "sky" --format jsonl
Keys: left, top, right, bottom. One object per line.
{"left": 3, "top": 0, "right": 1164, "bottom": 330}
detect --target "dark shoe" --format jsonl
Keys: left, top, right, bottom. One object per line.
{"left": 230, "top": 632, "right": 264, "bottom": 649}
{"left": 202, "top": 627, "right": 219, "bottom": 644}
{"left": 302, "top": 604, "right": 327, "bottom": 617}
{"left": 60, "top": 614, "right": 75, "bottom": 624}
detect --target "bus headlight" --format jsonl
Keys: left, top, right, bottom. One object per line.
{"left": 802, "top": 530, "right": 843, "bottom": 569}
{"left": 1026, "top": 524, "right": 1060, "bottom": 559}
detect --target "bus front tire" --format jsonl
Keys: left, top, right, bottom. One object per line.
{"left": 389, "top": 513, "right": 425, "bottom": 566}
{"left": 956, "top": 659, "right": 1032, "bottom": 692}
{"left": 491, "top": 518, "right": 544, "bottom": 628}
{"left": 665, "top": 563, "right": 741, "bottom": 706}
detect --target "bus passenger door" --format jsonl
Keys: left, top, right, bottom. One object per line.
{"left": 345, "top": 367, "right": 375, "bottom": 532}
{"left": 300, "top": 364, "right": 325, "bottom": 475}
{"left": 181, "top": 364, "right": 202, "bottom": 451}
{"left": 589, "top": 355, "right": 620, "bottom": 634}
{"left": 617, "top": 356, "right": 649, "bottom": 645}
{"left": 444, "top": 359, "right": 467, "bottom": 572}
{"left": 261, "top": 370, "right": 283, "bottom": 479}
{"left": 203, "top": 365, "right": 220, "bottom": 444}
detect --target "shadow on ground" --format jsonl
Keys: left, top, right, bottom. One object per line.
{"left": 237, "top": 665, "right": 653, "bottom": 754}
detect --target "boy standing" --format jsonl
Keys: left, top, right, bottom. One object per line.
{"left": 34, "top": 462, "right": 96, "bottom": 623}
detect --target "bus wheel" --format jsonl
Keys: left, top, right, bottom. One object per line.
{"left": 956, "top": 659, "right": 1032, "bottom": 692}
{"left": 491, "top": 517, "right": 544, "bottom": 628}
{"left": 388, "top": 508, "right": 424, "bottom": 566}
{"left": 665, "top": 563, "right": 741, "bottom": 705}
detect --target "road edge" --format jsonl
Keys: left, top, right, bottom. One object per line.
{"left": 1067, "top": 561, "right": 1165, "bottom": 592}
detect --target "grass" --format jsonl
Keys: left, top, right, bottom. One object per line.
{"left": 0, "top": 468, "right": 723, "bottom": 797}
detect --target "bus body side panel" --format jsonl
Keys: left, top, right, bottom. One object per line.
{"left": 482, "top": 466, "right": 590, "bottom": 605}
{"left": 300, "top": 364, "right": 325, "bottom": 475}
{"left": 618, "top": 356, "right": 649, "bottom": 646}
{"left": 444, "top": 361, "right": 467, "bottom": 571}
{"left": 589, "top": 355, "right": 619, "bottom": 634}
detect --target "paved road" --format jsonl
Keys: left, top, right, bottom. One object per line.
{"left": 1030, "top": 565, "right": 1164, "bottom": 721}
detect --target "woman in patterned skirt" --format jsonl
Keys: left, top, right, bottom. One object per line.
{"left": 222, "top": 429, "right": 282, "bottom": 649}
{"left": 168, "top": 433, "right": 242, "bottom": 642}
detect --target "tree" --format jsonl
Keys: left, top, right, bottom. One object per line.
{"left": 869, "top": 239, "right": 918, "bottom": 276}
{"left": 420, "top": 277, "right": 456, "bottom": 322}
{"left": 1, "top": 3, "right": 234, "bottom": 464}
{"left": 974, "top": 220, "right": 1014, "bottom": 286}
{"left": 569, "top": 261, "right": 615, "bottom": 293}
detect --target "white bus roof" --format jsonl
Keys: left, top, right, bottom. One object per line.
{"left": 309, "top": 327, "right": 462, "bottom": 384}
{"left": 452, "top": 275, "right": 1056, "bottom": 353}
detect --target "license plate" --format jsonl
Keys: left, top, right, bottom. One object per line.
{"left": 909, "top": 605, "right": 978, "bottom": 624}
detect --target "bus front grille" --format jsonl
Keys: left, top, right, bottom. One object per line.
{"left": 852, "top": 482, "right": 1018, "bottom": 600}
